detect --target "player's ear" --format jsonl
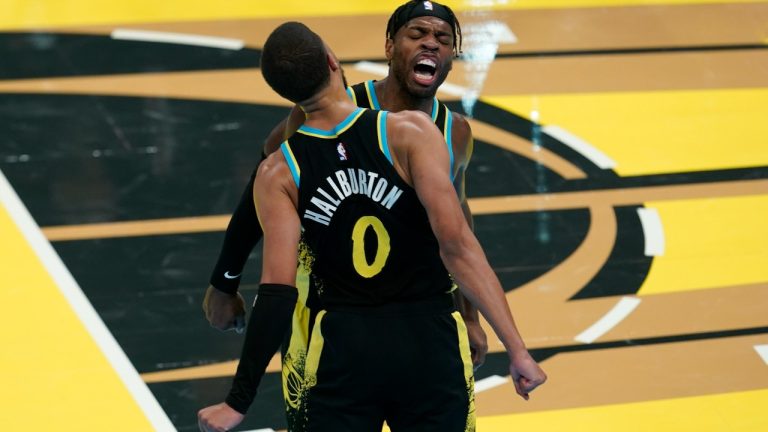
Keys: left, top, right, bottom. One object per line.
{"left": 385, "top": 38, "right": 394, "bottom": 64}
{"left": 325, "top": 44, "right": 340, "bottom": 72}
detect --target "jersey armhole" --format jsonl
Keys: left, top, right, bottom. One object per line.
{"left": 444, "top": 107, "right": 455, "bottom": 180}
{"left": 365, "top": 80, "right": 381, "bottom": 110}
{"left": 280, "top": 141, "right": 301, "bottom": 188}
{"left": 376, "top": 111, "right": 393, "bottom": 165}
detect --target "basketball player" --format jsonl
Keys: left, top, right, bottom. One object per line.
{"left": 198, "top": 21, "right": 545, "bottom": 432}
{"left": 203, "top": 0, "right": 488, "bottom": 371}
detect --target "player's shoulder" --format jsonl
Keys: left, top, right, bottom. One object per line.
{"left": 387, "top": 109, "right": 435, "bottom": 130}
{"left": 258, "top": 147, "right": 292, "bottom": 179}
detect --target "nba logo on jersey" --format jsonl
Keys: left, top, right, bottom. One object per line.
{"left": 337, "top": 142, "right": 348, "bottom": 160}
{"left": 423, "top": 1, "right": 433, "bottom": 10}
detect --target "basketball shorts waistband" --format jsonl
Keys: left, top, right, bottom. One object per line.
{"left": 323, "top": 293, "right": 456, "bottom": 316}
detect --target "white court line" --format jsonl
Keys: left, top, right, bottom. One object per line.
{"left": 637, "top": 207, "right": 665, "bottom": 256}
{"left": 542, "top": 125, "right": 617, "bottom": 170}
{"left": 436, "top": 82, "right": 467, "bottom": 97}
{"left": 0, "top": 169, "right": 176, "bottom": 431}
{"left": 754, "top": 345, "right": 768, "bottom": 365}
{"left": 475, "top": 375, "right": 510, "bottom": 393}
{"left": 112, "top": 29, "right": 244, "bottom": 50}
{"left": 352, "top": 61, "right": 467, "bottom": 97}
{"left": 575, "top": 297, "right": 642, "bottom": 344}
{"left": 353, "top": 60, "right": 389, "bottom": 76}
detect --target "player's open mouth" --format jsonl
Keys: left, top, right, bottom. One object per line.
{"left": 413, "top": 58, "right": 437, "bottom": 86}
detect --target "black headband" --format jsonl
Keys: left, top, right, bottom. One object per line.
{"left": 389, "top": 1, "right": 455, "bottom": 37}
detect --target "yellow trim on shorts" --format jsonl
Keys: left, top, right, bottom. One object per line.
{"left": 452, "top": 311, "right": 477, "bottom": 432}
{"left": 304, "top": 310, "right": 327, "bottom": 390}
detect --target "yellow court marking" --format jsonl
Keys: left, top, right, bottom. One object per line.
{"left": 638, "top": 194, "right": 768, "bottom": 295}
{"left": 484, "top": 88, "right": 768, "bottom": 176}
{"left": 3, "top": 0, "right": 766, "bottom": 30}
{"left": 0, "top": 204, "right": 154, "bottom": 430}
{"left": 476, "top": 389, "right": 768, "bottom": 432}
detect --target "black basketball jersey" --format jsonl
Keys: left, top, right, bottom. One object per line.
{"left": 347, "top": 80, "right": 456, "bottom": 178}
{"left": 280, "top": 108, "right": 453, "bottom": 307}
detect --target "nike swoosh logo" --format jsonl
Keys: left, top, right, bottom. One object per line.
{"left": 224, "top": 271, "right": 241, "bottom": 279}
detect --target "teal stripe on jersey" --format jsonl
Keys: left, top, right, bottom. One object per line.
{"left": 366, "top": 80, "right": 381, "bottom": 110}
{"left": 378, "top": 111, "right": 393, "bottom": 164}
{"left": 281, "top": 142, "right": 301, "bottom": 187}
{"left": 298, "top": 108, "right": 364, "bottom": 137}
{"left": 445, "top": 107, "right": 455, "bottom": 180}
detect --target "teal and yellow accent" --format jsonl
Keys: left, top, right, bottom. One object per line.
{"left": 452, "top": 311, "right": 477, "bottom": 432}
{"left": 377, "top": 111, "right": 393, "bottom": 164}
{"left": 298, "top": 107, "right": 366, "bottom": 138}
{"left": 346, "top": 86, "right": 357, "bottom": 105}
{"left": 351, "top": 215, "right": 392, "bottom": 278}
{"left": 444, "top": 105, "right": 455, "bottom": 179}
{"left": 365, "top": 80, "right": 381, "bottom": 110}
{"left": 280, "top": 141, "right": 301, "bottom": 188}
{"left": 430, "top": 98, "right": 439, "bottom": 122}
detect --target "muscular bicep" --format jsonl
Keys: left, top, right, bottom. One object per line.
{"left": 451, "top": 115, "right": 474, "bottom": 228}
{"left": 253, "top": 158, "right": 300, "bottom": 285}
{"left": 450, "top": 115, "right": 473, "bottom": 200}
{"left": 406, "top": 123, "right": 467, "bottom": 245}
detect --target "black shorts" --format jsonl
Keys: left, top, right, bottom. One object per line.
{"left": 283, "top": 295, "right": 475, "bottom": 432}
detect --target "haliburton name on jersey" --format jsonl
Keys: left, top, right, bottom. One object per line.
{"left": 304, "top": 168, "right": 404, "bottom": 226}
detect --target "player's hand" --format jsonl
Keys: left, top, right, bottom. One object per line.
{"left": 198, "top": 402, "right": 244, "bottom": 432}
{"left": 203, "top": 285, "right": 246, "bottom": 333}
{"left": 508, "top": 351, "right": 547, "bottom": 400}
{"left": 465, "top": 319, "right": 488, "bottom": 370}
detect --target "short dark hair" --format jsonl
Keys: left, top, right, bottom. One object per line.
{"left": 261, "top": 22, "right": 330, "bottom": 103}
{"left": 386, "top": 0, "right": 462, "bottom": 56}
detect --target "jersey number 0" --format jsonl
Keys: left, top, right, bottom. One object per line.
{"left": 351, "top": 216, "right": 391, "bottom": 278}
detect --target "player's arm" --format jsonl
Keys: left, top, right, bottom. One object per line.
{"left": 449, "top": 113, "right": 487, "bottom": 369}
{"left": 389, "top": 111, "right": 546, "bottom": 400}
{"left": 203, "top": 104, "right": 305, "bottom": 331}
{"left": 198, "top": 153, "right": 300, "bottom": 432}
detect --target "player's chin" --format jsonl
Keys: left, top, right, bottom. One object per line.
{"left": 406, "top": 80, "right": 438, "bottom": 98}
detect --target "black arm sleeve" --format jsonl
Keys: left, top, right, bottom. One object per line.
{"left": 225, "top": 283, "right": 297, "bottom": 414}
{"left": 208, "top": 153, "right": 267, "bottom": 294}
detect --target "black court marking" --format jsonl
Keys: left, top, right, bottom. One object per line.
{"left": 467, "top": 139, "right": 570, "bottom": 197}
{"left": 475, "top": 325, "right": 768, "bottom": 381}
{"left": 491, "top": 43, "right": 768, "bottom": 59}
{"left": 150, "top": 374, "right": 286, "bottom": 431}
{"left": 558, "top": 165, "right": 768, "bottom": 192}
{"left": 0, "top": 93, "right": 287, "bottom": 225}
{"left": 50, "top": 232, "right": 263, "bottom": 372}
{"left": 570, "top": 205, "right": 651, "bottom": 300}
{"left": 0, "top": 32, "right": 261, "bottom": 80}
{"left": 474, "top": 211, "right": 589, "bottom": 292}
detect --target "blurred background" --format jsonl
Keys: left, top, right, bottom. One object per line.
{"left": 1, "top": 0, "right": 767, "bottom": 430}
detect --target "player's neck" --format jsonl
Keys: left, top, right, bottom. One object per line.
{"left": 300, "top": 86, "right": 358, "bottom": 130}
{"left": 376, "top": 77, "right": 435, "bottom": 115}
